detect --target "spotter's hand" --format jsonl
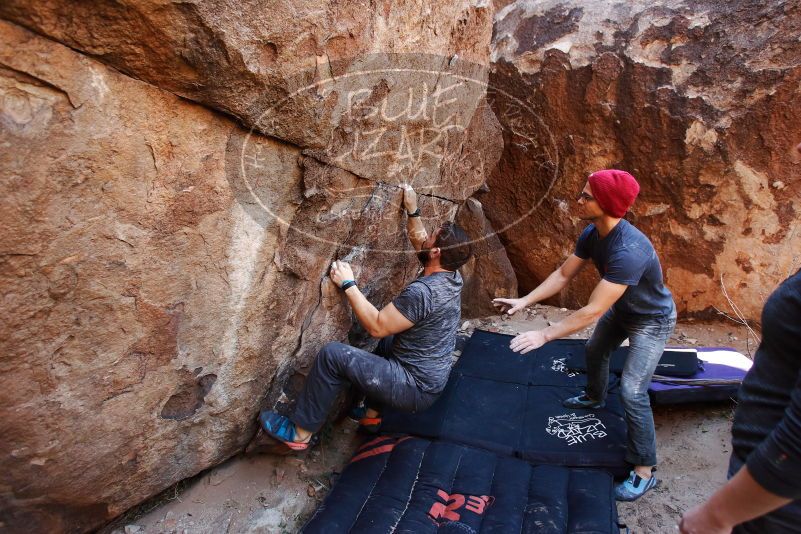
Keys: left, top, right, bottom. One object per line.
{"left": 329, "top": 260, "right": 355, "bottom": 288}
{"left": 510, "top": 330, "right": 547, "bottom": 354}
{"left": 492, "top": 297, "right": 527, "bottom": 316}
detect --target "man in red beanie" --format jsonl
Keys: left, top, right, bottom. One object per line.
{"left": 494, "top": 169, "right": 676, "bottom": 502}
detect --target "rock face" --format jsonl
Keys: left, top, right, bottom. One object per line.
{"left": 0, "top": 0, "right": 494, "bottom": 192}
{"left": 457, "top": 196, "right": 519, "bottom": 319}
{"left": 0, "top": 1, "right": 506, "bottom": 531}
{"left": 485, "top": 0, "right": 801, "bottom": 320}
{"left": 448, "top": 100, "right": 517, "bottom": 319}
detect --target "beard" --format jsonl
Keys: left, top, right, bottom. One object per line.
{"left": 417, "top": 248, "right": 431, "bottom": 266}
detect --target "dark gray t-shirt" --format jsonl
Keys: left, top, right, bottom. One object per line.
{"left": 391, "top": 270, "right": 463, "bottom": 394}
{"left": 575, "top": 219, "right": 674, "bottom": 316}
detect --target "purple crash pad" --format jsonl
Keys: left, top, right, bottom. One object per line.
{"left": 649, "top": 348, "right": 752, "bottom": 405}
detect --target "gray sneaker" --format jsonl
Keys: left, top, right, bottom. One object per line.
{"left": 562, "top": 392, "right": 606, "bottom": 409}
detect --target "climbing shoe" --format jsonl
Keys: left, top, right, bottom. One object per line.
{"left": 258, "top": 410, "right": 311, "bottom": 451}
{"left": 348, "top": 403, "right": 369, "bottom": 422}
{"left": 348, "top": 402, "right": 381, "bottom": 433}
{"left": 615, "top": 470, "right": 659, "bottom": 501}
{"left": 562, "top": 392, "right": 606, "bottom": 409}
{"left": 357, "top": 416, "right": 382, "bottom": 434}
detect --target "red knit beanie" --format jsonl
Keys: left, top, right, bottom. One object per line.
{"left": 587, "top": 169, "right": 640, "bottom": 217}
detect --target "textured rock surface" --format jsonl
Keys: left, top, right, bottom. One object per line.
{"left": 451, "top": 103, "right": 517, "bottom": 318}
{"left": 485, "top": 0, "right": 801, "bottom": 319}
{"left": 0, "top": 1, "right": 501, "bottom": 530}
{"left": 0, "top": 0, "right": 494, "bottom": 194}
{"left": 457, "top": 197, "right": 518, "bottom": 318}
{"left": 0, "top": 20, "right": 300, "bottom": 532}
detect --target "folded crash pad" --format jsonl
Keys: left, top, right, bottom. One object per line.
{"left": 380, "top": 330, "right": 629, "bottom": 475}
{"left": 302, "top": 436, "right": 621, "bottom": 534}
{"left": 564, "top": 346, "right": 701, "bottom": 377}
{"left": 648, "top": 348, "right": 752, "bottom": 405}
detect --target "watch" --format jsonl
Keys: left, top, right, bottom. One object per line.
{"left": 340, "top": 280, "right": 357, "bottom": 291}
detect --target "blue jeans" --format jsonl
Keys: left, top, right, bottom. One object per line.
{"left": 585, "top": 307, "right": 676, "bottom": 466}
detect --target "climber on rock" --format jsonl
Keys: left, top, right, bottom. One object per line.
{"left": 259, "top": 184, "right": 472, "bottom": 451}
{"left": 493, "top": 169, "right": 676, "bottom": 502}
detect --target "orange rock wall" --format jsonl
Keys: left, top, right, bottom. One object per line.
{"left": 484, "top": 0, "right": 801, "bottom": 320}
{"left": 0, "top": 2, "right": 505, "bottom": 531}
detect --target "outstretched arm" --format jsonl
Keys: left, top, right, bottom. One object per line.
{"left": 330, "top": 260, "right": 414, "bottom": 338}
{"left": 679, "top": 467, "right": 791, "bottom": 533}
{"left": 510, "top": 278, "right": 627, "bottom": 354}
{"left": 494, "top": 254, "right": 587, "bottom": 315}
{"left": 682, "top": 332, "right": 801, "bottom": 532}
{"left": 402, "top": 184, "right": 427, "bottom": 252}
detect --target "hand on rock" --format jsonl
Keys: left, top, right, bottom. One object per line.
{"left": 402, "top": 184, "right": 418, "bottom": 214}
{"left": 492, "top": 297, "right": 527, "bottom": 316}
{"left": 510, "top": 330, "right": 547, "bottom": 354}
{"left": 330, "top": 260, "right": 355, "bottom": 288}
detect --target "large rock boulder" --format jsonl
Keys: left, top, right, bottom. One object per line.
{"left": 451, "top": 102, "right": 518, "bottom": 318}
{"left": 0, "top": 0, "right": 494, "bottom": 193}
{"left": 484, "top": 0, "right": 801, "bottom": 319}
{"left": 0, "top": 0, "right": 501, "bottom": 530}
{"left": 457, "top": 197, "right": 519, "bottom": 318}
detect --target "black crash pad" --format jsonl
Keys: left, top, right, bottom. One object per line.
{"left": 302, "top": 436, "right": 621, "bottom": 533}
{"left": 380, "top": 330, "right": 629, "bottom": 474}
{"left": 564, "top": 346, "right": 701, "bottom": 377}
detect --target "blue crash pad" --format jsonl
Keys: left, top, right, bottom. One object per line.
{"left": 380, "top": 330, "right": 629, "bottom": 474}
{"left": 302, "top": 436, "right": 620, "bottom": 534}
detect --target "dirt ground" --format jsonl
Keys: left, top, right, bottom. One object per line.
{"left": 103, "top": 305, "right": 755, "bottom": 534}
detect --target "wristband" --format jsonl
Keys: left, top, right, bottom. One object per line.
{"left": 408, "top": 207, "right": 421, "bottom": 217}
{"left": 340, "top": 280, "right": 357, "bottom": 290}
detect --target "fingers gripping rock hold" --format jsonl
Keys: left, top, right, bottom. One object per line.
{"left": 401, "top": 183, "right": 418, "bottom": 213}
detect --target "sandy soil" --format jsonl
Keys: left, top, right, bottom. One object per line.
{"left": 103, "top": 305, "right": 755, "bottom": 534}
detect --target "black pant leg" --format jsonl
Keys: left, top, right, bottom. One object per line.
{"left": 291, "top": 341, "right": 406, "bottom": 432}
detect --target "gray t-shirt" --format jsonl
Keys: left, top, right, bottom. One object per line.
{"left": 391, "top": 270, "right": 463, "bottom": 394}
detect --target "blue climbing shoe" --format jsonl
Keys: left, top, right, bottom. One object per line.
{"left": 348, "top": 403, "right": 381, "bottom": 434}
{"left": 562, "top": 392, "right": 606, "bottom": 409}
{"left": 258, "top": 410, "right": 310, "bottom": 451}
{"left": 615, "top": 470, "right": 659, "bottom": 501}
{"left": 348, "top": 403, "right": 369, "bottom": 422}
